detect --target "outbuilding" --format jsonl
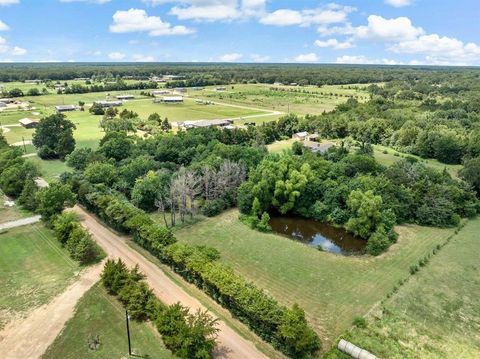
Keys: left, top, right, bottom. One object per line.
{"left": 115, "top": 95, "right": 135, "bottom": 100}
{"left": 19, "top": 118, "right": 40, "bottom": 128}
{"left": 94, "top": 100, "right": 123, "bottom": 108}
{"left": 161, "top": 96, "right": 183, "bottom": 103}
{"left": 55, "top": 105, "right": 77, "bottom": 113}
{"left": 179, "top": 119, "right": 233, "bottom": 129}
{"left": 292, "top": 131, "right": 309, "bottom": 141}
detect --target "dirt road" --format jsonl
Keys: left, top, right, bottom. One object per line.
{"left": 0, "top": 263, "right": 103, "bottom": 359}
{"left": 73, "top": 206, "right": 269, "bottom": 359}
{"left": 0, "top": 215, "right": 41, "bottom": 230}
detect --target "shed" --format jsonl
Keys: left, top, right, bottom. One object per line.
{"left": 19, "top": 118, "right": 40, "bottom": 128}
{"left": 115, "top": 95, "right": 135, "bottom": 100}
{"left": 292, "top": 131, "right": 309, "bottom": 140}
{"left": 94, "top": 100, "right": 123, "bottom": 108}
{"left": 55, "top": 105, "right": 77, "bottom": 113}
{"left": 162, "top": 96, "right": 183, "bottom": 103}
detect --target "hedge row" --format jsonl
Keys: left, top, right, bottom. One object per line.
{"left": 78, "top": 183, "right": 320, "bottom": 358}
{"left": 101, "top": 259, "right": 218, "bottom": 359}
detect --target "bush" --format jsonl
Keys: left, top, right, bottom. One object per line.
{"left": 352, "top": 316, "right": 367, "bottom": 328}
{"left": 410, "top": 264, "right": 419, "bottom": 274}
{"left": 201, "top": 199, "right": 225, "bottom": 217}
{"left": 38, "top": 145, "right": 57, "bottom": 159}
{"left": 256, "top": 212, "right": 272, "bottom": 232}
{"left": 366, "top": 226, "right": 392, "bottom": 256}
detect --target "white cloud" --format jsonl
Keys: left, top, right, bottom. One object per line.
{"left": 219, "top": 53, "right": 242, "bottom": 62}
{"left": 0, "top": 0, "right": 19, "bottom": 5}
{"left": 293, "top": 53, "right": 320, "bottom": 63}
{"left": 354, "top": 15, "right": 424, "bottom": 42}
{"left": 336, "top": 55, "right": 402, "bottom": 65}
{"left": 60, "top": 0, "right": 111, "bottom": 4}
{"left": 108, "top": 52, "right": 125, "bottom": 60}
{"left": 390, "top": 34, "right": 480, "bottom": 65}
{"left": 0, "top": 20, "right": 9, "bottom": 31}
{"left": 315, "top": 38, "right": 353, "bottom": 49}
{"left": 250, "top": 54, "right": 270, "bottom": 62}
{"left": 385, "top": 0, "right": 413, "bottom": 7}
{"left": 11, "top": 46, "right": 26, "bottom": 56}
{"left": 132, "top": 54, "right": 156, "bottom": 62}
{"left": 146, "top": 0, "right": 266, "bottom": 21}
{"left": 110, "top": 8, "right": 194, "bottom": 36}
{"left": 260, "top": 4, "right": 355, "bottom": 27}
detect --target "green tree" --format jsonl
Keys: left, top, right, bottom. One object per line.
{"left": 84, "top": 162, "right": 118, "bottom": 185}
{"left": 66, "top": 147, "right": 94, "bottom": 170}
{"left": 346, "top": 189, "right": 383, "bottom": 239}
{"left": 36, "top": 183, "right": 76, "bottom": 221}
{"left": 460, "top": 157, "right": 480, "bottom": 195}
{"left": 32, "top": 114, "right": 76, "bottom": 160}
{"left": 17, "top": 178, "right": 38, "bottom": 211}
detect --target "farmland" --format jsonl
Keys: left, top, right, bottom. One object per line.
{"left": 326, "top": 218, "right": 480, "bottom": 359}
{"left": 0, "top": 224, "right": 79, "bottom": 329}
{"left": 174, "top": 209, "right": 457, "bottom": 350}
{"left": 43, "top": 283, "right": 174, "bottom": 359}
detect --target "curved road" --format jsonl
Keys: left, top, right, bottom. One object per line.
{"left": 73, "top": 206, "right": 269, "bottom": 359}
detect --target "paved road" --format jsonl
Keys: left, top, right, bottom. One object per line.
{"left": 0, "top": 215, "right": 41, "bottom": 230}
{"left": 0, "top": 263, "right": 103, "bottom": 359}
{"left": 73, "top": 206, "right": 269, "bottom": 359}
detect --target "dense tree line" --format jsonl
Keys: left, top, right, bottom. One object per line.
{"left": 101, "top": 259, "right": 219, "bottom": 359}
{"left": 238, "top": 150, "right": 477, "bottom": 255}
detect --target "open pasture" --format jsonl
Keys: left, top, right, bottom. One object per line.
{"left": 0, "top": 224, "right": 79, "bottom": 329}
{"left": 174, "top": 209, "right": 457, "bottom": 350}
{"left": 43, "top": 283, "right": 174, "bottom": 359}
{"left": 187, "top": 83, "right": 371, "bottom": 115}
{"left": 326, "top": 218, "right": 480, "bottom": 359}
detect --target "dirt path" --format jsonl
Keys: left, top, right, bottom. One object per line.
{"left": 73, "top": 206, "right": 269, "bottom": 359}
{"left": 0, "top": 215, "right": 41, "bottom": 230}
{"left": 0, "top": 263, "right": 103, "bottom": 359}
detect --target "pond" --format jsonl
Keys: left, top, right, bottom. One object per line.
{"left": 268, "top": 216, "right": 367, "bottom": 255}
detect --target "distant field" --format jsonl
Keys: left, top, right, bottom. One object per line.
{"left": 187, "top": 83, "right": 371, "bottom": 115}
{"left": 0, "top": 224, "right": 79, "bottom": 329}
{"left": 326, "top": 218, "right": 480, "bottom": 359}
{"left": 43, "top": 283, "right": 174, "bottom": 359}
{"left": 174, "top": 209, "right": 456, "bottom": 351}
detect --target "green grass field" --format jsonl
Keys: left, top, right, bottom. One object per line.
{"left": 326, "top": 218, "right": 480, "bottom": 359}
{"left": 43, "top": 283, "right": 174, "bottom": 359}
{"left": 174, "top": 209, "right": 456, "bottom": 351}
{"left": 187, "top": 83, "right": 370, "bottom": 116}
{"left": 26, "top": 156, "right": 70, "bottom": 181}
{"left": 0, "top": 224, "right": 79, "bottom": 329}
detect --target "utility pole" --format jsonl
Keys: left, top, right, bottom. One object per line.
{"left": 125, "top": 310, "right": 132, "bottom": 356}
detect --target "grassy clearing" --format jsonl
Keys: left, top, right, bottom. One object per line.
{"left": 0, "top": 190, "right": 32, "bottom": 223}
{"left": 43, "top": 283, "right": 174, "bottom": 359}
{"left": 326, "top": 218, "right": 480, "bottom": 359}
{"left": 188, "top": 83, "right": 370, "bottom": 116}
{"left": 0, "top": 224, "right": 79, "bottom": 329}
{"left": 27, "top": 155, "right": 70, "bottom": 181}
{"left": 174, "top": 209, "right": 456, "bottom": 351}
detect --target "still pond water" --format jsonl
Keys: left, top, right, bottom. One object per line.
{"left": 269, "top": 216, "right": 367, "bottom": 255}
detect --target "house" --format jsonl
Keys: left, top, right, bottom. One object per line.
{"left": 94, "top": 100, "right": 123, "bottom": 108}
{"left": 303, "top": 141, "right": 335, "bottom": 154}
{"left": 160, "top": 96, "right": 183, "bottom": 103}
{"left": 179, "top": 119, "right": 233, "bottom": 129}
{"left": 55, "top": 105, "right": 77, "bottom": 113}
{"left": 292, "top": 131, "right": 309, "bottom": 141}
{"left": 115, "top": 94, "right": 135, "bottom": 100}
{"left": 19, "top": 118, "right": 40, "bottom": 128}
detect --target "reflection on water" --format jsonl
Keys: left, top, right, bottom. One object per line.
{"left": 269, "top": 216, "right": 366, "bottom": 255}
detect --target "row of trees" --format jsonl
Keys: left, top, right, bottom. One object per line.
{"left": 63, "top": 178, "right": 320, "bottom": 358}
{"left": 101, "top": 259, "right": 219, "bottom": 359}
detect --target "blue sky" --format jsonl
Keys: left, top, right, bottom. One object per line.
{"left": 0, "top": 0, "right": 479, "bottom": 65}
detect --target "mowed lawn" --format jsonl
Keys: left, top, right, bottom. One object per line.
{"left": 43, "top": 283, "right": 175, "bottom": 359}
{"left": 0, "top": 224, "right": 79, "bottom": 329}
{"left": 326, "top": 218, "right": 480, "bottom": 359}
{"left": 174, "top": 209, "right": 456, "bottom": 350}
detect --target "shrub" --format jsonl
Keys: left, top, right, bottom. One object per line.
{"left": 352, "top": 316, "right": 367, "bottom": 328}
{"left": 366, "top": 226, "right": 392, "bottom": 256}
{"left": 201, "top": 199, "right": 225, "bottom": 217}
{"left": 409, "top": 264, "right": 419, "bottom": 274}
{"left": 256, "top": 212, "right": 272, "bottom": 232}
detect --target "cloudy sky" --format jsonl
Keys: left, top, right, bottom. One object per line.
{"left": 0, "top": 0, "right": 479, "bottom": 65}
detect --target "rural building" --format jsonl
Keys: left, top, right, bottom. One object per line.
{"left": 55, "top": 105, "right": 77, "bottom": 113}
{"left": 94, "top": 100, "right": 123, "bottom": 108}
{"left": 74, "top": 77, "right": 90, "bottom": 81}
{"left": 24, "top": 79, "right": 41, "bottom": 84}
{"left": 303, "top": 141, "right": 335, "bottom": 154}
{"left": 174, "top": 87, "right": 187, "bottom": 93}
{"left": 215, "top": 87, "right": 227, "bottom": 91}
{"left": 307, "top": 134, "right": 320, "bottom": 142}
{"left": 0, "top": 98, "right": 15, "bottom": 104}
{"left": 0, "top": 102, "right": 6, "bottom": 108}
{"left": 292, "top": 131, "right": 309, "bottom": 141}
{"left": 161, "top": 96, "right": 184, "bottom": 103}
{"left": 179, "top": 119, "right": 233, "bottom": 129}
{"left": 151, "top": 90, "right": 170, "bottom": 96}
{"left": 18, "top": 118, "right": 40, "bottom": 128}
{"left": 164, "top": 75, "right": 185, "bottom": 80}
{"left": 115, "top": 94, "right": 135, "bottom": 100}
